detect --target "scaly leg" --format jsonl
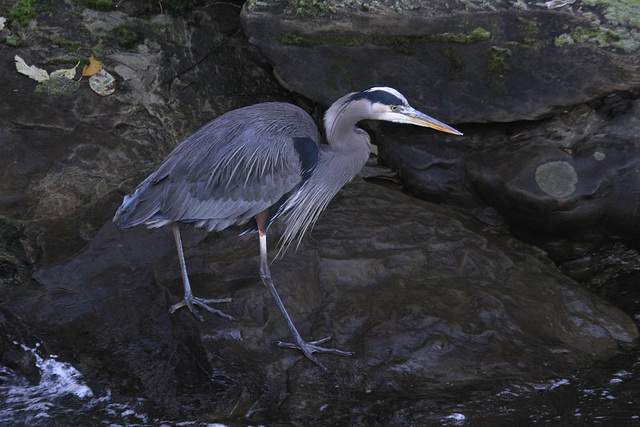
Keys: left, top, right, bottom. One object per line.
{"left": 256, "top": 214, "right": 352, "bottom": 372}
{"left": 169, "top": 223, "right": 233, "bottom": 321}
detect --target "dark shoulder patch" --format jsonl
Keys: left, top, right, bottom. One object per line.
{"left": 293, "top": 137, "right": 319, "bottom": 182}
{"left": 243, "top": 137, "right": 319, "bottom": 234}
{"left": 348, "top": 88, "right": 404, "bottom": 106}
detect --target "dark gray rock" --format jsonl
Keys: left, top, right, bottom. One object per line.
{"left": 241, "top": 0, "right": 640, "bottom": 123}
{"left": 378, "top": 97, "right": 640, "bottom": 241}
{"left": 5, "top": 182, "right": 636, "bottom": 422}
{"left": 0, "top": 307, "right": 45, "bottom": 386}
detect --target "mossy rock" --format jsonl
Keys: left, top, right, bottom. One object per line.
{"left": 113, "top": 24, "right": 144, "bottom": 49}
{"left": 78, "top": 0, "right": 114, "bottom": 12}
{"left": 242, "top": 0, "right": 640, "bottom": 123}
{"left": 9, "top": 0, "right": 39, "bottom": 26}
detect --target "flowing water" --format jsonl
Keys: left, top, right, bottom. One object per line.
{"left": 2, "top": 273, "right": 639, "bottom": 426}
{"left": 0, "top": 343, "right": 149, "bottom": 426}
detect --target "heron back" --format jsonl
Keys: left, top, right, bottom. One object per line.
{"left": 113, "top": 103, "right": 321, "bottom": 233}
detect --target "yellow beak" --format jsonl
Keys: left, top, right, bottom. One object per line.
{"left": 392, "top": 107, "right": 463, "bottom": 135}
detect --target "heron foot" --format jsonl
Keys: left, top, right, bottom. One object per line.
{"left": 169, "top": 295, "right": 234, "bottom": 322}
{"left": 277, "top": 335, "right": 353, "bottom": 373}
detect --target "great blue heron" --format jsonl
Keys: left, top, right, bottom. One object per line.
{"left": 114, "top": 86, "right": 462, "bottom": 371}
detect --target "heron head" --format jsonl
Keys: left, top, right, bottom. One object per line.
{"left": 349, "top": 87, "right": 463, "bottom": 135}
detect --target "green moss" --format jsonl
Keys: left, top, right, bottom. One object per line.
{"left": 568, "top": 0, "right": 640, "bottom": 52}
{"left": 485, "top": 46, "right": 511, "bottom": 77}
{"left": 554, "top": 33, "right": 574, "bottom": 47}
{"left": 506, "top": 38, "right": 545, "bottom": 50}
{"left": 550, "top": 21, "right": 638, "bottom": 52}
{"left": 37, "top": 3, "right": 57, "bottom": 13}
{"left": 442, "top": 47, "right": 465, "bottom": 80}
{"left": 281, "top": 33, "right": 365, "bottom": 48}
{"left": 378, "top": 37, "right": 415, "bottom": 55}
{"left": 280, "top": 34, "right": 311, "bottom": 47}
{"left": 280, "top": 27, "right": 492, "bottom": 54}
{"left": 280, "top": 34, "right": 313, "bottom": 47}
{"left": 467, "top": 27, "right": 493, "bottom": 42}
{"left": 573, "top": 27, "right": 604, "bottom": 43}
{"left": 78, "top": 0, "right": 113, "bottom": 12}
{"left": 582, "top": 0, "right": 640, "bottom": 28}
{"left": 5, "top": 36, "right": 24, "bottom": 47}
{"left": 524, "top": 21, "right": 537, "bottom": 35}
{"left": 420, "top": 27, "right": 492, "bottom": 44}
{"left": 567, "top": 25, "right": 639, "bottom": 51}
{"left": 57, "top": 40, "right": 80, "bottom": 52}
{"left": 113, "top": 24, "right": 143, "bottom": 49}
{"left": 513, "top": 0, "right": 528, "bottom": 10}
{"left": 9, "top": 0, "right": 38, "bottom": 26}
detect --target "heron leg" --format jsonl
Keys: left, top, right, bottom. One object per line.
{"left": 168, "top": 223, "right": 233, "bottom": 321}
{"left": 256, "top": 215, "right": 353, "bottom": 372}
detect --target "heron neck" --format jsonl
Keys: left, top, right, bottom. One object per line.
{"left": 321, "top": 102, "right": 371, "bottom": 192}
{"left": 324, "top": 93, "right": 371, "bottom": 152}
{"left": 324, "top": 120, "right": 371, "bottom": 176}
{"left": 321, "top": 92, "right": 373, "bottom": 188}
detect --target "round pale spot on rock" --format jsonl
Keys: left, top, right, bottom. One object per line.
{"left": 535, "top": 161, "right": 578, "bottom": 198}
{"left": 594, "top": 151, "right": 606, "bottom": 161}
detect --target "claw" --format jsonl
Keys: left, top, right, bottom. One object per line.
{"left": 277, "top": 335, "right": 354, "bottom": 372}
{"left": 169, "top": 225, "right": 234, "bottom": 322}
{"left": 170, "top": 296, "right": 234, "bottom": 321}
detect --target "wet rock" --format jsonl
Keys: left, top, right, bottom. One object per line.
{"left": 467, "top": 99, "right": 640, "bottom": 239}
{"left": 241, "top": 0, "right": 640, "bottom": 123}
{"left": 0, "top": 307, "right": 45, "bottom": 386}
{"left": 0, "top": 219, "right": 36, "bottom": 296}
{"left": 4, "top": 182, "right": 636, "bottom": 422}
{"left": 378, "top": 97, "right": 640, "bottom": 245}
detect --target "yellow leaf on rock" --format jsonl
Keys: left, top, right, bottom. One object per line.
{"left": 82, "top": 55, "right": 102, "bottom": 78}
{"left": 51, "top": 60, "right": 81, "bottom": 79}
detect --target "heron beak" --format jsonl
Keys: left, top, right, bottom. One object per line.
{"left": 394, "top": 107, "right": 463, "bottom": 135}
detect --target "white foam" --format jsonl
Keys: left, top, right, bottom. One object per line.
{"left": 445, "top": 412, "right": 467, "bottom": 424}
{"left": 18, "top": 343, "right": 94, "bottom": 399}
{"left": 0, "top": 343, "right": 94, "bottom": 424}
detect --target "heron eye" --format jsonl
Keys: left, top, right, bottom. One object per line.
{"left": 391, "top": 106, "right": 398, "bottom": 111}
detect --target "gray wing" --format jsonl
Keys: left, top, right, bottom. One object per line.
{"left": 114, "top": 102, "right": 321, "bottom": 231}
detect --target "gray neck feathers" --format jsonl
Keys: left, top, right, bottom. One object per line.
{"left": 277, "top": 94, "right": 372, "bottom": 253}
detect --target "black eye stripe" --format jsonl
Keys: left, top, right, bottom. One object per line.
{"left": 348, "top": 88, "right": 405, "bottom": 107}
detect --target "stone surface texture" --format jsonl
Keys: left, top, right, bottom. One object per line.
{"left": 241, "top": 0, "right": 640, "bottom": 123}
